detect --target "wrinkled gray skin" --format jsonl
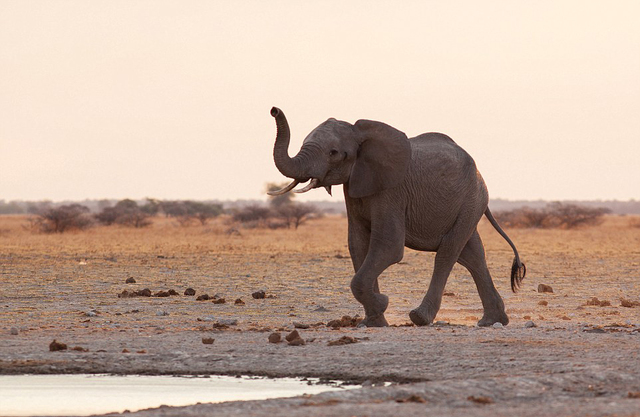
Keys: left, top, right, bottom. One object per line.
{"left": 269, "top": 107, "right": 525, "bottom": 327}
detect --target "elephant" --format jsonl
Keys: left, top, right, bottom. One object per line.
{"left": 267, "top": 107, "right": 526, "bottom": 327}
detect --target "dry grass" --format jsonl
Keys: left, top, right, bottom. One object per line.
{"left": 1, "top": 214, "right": 639, "bottom": 333}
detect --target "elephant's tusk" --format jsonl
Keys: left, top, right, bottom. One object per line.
{"left": 293, "top": 178, "right": 319, "bottom": 193}
{"left": 267, "top": 179, "right": 300, "bottom": 196}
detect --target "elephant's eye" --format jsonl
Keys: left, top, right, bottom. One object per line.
{"left": 329, "top": 149, "right": 339, "bottom": 157}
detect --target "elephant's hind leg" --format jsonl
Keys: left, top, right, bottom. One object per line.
{"left": 457, "top": 231, "right": 508, "bottom": 326}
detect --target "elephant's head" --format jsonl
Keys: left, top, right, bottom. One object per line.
{"left": 268, "top": 107, "right": 412, "bottom": 199}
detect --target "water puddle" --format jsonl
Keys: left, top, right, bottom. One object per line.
{"left": 0, "top": 374, "right": 354, "bottom": 416}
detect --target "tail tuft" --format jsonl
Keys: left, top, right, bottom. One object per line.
{"left": 510, "top": 258, "right": 526, "bottom": 292}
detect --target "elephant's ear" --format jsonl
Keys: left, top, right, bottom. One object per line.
{"left": 348, "top": 120, "right": 412, "bottom": 199}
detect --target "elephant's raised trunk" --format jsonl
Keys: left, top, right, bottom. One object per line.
{"left": 271, "top": 107, "right": 307, "bottom": 180}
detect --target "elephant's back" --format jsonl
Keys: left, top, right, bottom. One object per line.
{"left": 408, "top": 133, "right": 476, "bottom": 175}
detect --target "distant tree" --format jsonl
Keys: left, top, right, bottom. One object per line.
{"left": 0, "top": 200, "right": 25, "bottom": 214}
{"left": 232, "top": 205, "right": 273, "bottom": 228}
{"left": 267, "top": 182, "right": 296, "bottom": 208}
{"left": 140, "top": 198, "right": 161, "bottom": 216}
{"left": 34, "top": 204, "right": 94, "bottom": 233}
{"left": 95, "top": 199, "right": 152, "bottom": 228}
{"left": 494, "top": 202, "right": 610, "bottom": 229}
{"left": 276, "top": 203, "right": 318, "bottom": 229}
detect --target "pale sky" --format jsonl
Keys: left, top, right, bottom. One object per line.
{"left": 1, "top": 1, "right": 639, "bottom": 203}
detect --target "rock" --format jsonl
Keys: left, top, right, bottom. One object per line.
{"left": 586, "top": 297, "right": 611, "bottom": 307}
{"left": 234, "top": 298, "right": 245, "bottom": 305}
{"left": 252, "top": 290, "right": 266, "bottom": 299}
{"left": 10, "top": 327, "right": 19, "bottom": 335}
{"left": 196, "top": 294, "right": 210, "bottom": 301}
{"left": 538, "top": 300, "right": 548, "bottom": 306}
{"left": 524, "top": 320, "right": 536, "bottom": 328}
{"left": 201, "top": 316, "right": 215, "bottom": 322}
{"left": 155, "top": 291, "right": 170, "bottom": 297}
{"left": 537, "top": 284, "right": 554, "bottom": 293}
{"left": 327, "top": 336, "right": 358, "bottom": 346}
{"left": 620, "top": 298, "right": 640, "bottom": 308}
{"left": 49, "top": 340, "right": 67, "bottom": 352}
{"left": 434, "top": 320, "right": 449, "bottom": 326}
{"left": 125, "top": 277, "right": 136, "bottom": 284}
{"left": 184, "top": 288, "right": 196, "bottom": 296}
{"left": 492, "top": 322, "right": 504, "bottom": 328}
{"left": 85, "top": 310, "right": 97, "bottom": 317}
{"left": 72, "top": 346, "right": 89, "bottom": 352}
{"left": 268, "top": 332, "right": 282, "bottom": 343}
{"left": 218, "top": 319, "right": 238, "bottom": 326}
{"left": 396, "top": 394, "right": 427, "bottom": 403}
{"left": 202, "top": 337, "right": 215, "bottom": 345}
{"left": 467, "top": 395, "right": 493, "bottom": 404}
{"left": 288, "top": 337, "right": 305, "bottom": 346}
{"left": 212, "top": 298, "right": 226, "bottom": 304}
{"left": 313, "top": 306, "right": 330, "bottom": 312}
{"left": 156, "top": 311, "right": 169, "bottom": 316}
{"left": 327, "top": 315, "right": 362, "bottom": 328}
{"left": 168, "top": 289, "right": 179, "bottom": 296}
{"left": 293, "top": 322, "right": 310, "bottom": 329}
{"left": 443, "top": 292, "right": 456, "bottom": 297}
{"left": 285, "top": 330, "right": 305, "bottom": 345}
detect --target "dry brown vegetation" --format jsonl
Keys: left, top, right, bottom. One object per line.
{"left": 1, "top": 214, "right": 639, "bottom": 331}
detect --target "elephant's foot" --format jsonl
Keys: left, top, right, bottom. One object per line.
{"left": 409, "top": 305, "right": 436, "bottom": 326}
{"left": 358, "top": 314, "right": 389, "bottom": 328}
{"left": 477, "top": 311, "right": 509, "bottom": 327}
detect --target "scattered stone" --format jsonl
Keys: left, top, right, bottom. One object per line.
{"left": 72, "top": 346, "right": 89, "bottom": 352}
{"left": 200, "top": 316, "right": 215, "bottom": 322}
{"left": 492, "top": 322, "right": 504, "bottom": 328}
{"left": 122, "top": 349, "right": 130, "bottom": 353}
{"left": 523, "top": 315, "right": 531, "bottom": 320}
{"left": 468, "top": 395, "right": 493, "bottom": 404}
{"left": 212, "top": 298, "right": 226, "bottom": 304}
{"left": 156, "top": 311, "right": 169, "bottom": 316}
{"left": 118, "top": 288, "right": 152, "bottom": 298}
{"left": 212, "top": 322, "right": 229, "bottom": 330}
{"left": 628, "top": 391, "right": 640, "bottom": 398}
{"left": 313, "top": 306, "right": 330, "bottom": 312}
{"left": 10, "top": 327, "right": 18, "bottom": 335}
{"left": 285, "top": 330, "right": 305, "bottom": 346}
{"left": 218, "top": 319, "right": 238, "bottom": 326}
{"left": 168, "top": 289, "right": 179, "bottom": 296}
{"left": 396, "top": 394, "right": 427, "bottom": 403}
{"left": 326, "top": 315, "right": 362, "bottom": 328}
{"left": 434, "top": 320, "right": 449, "bottom": 326}
{"left": 620, "top": 298, "right": 640, "bottom": 308}
{"left": 327, "top": 336, "right": 358, "bottom": 346}
{"left": 85, "top": 310, "right": 97, "bottom": 317}
{"left": 584, "top": 327, "right": 606, "bottom": 334}
{"left": 154, "top": 291, "right": 171, "bottom": 297}
{"left": 561, "top": 315, "right": 571, "bottom": 320}
{"left": 125, "top": 277, "right": 136, "bottom": 284}
{"left": 202, "top": 337, "right": 215, "bottom": 345}
{"left": 49, "top": 340, "right": 67, "bottom": 352}
{"left": 443, "top": 292, "right": 456, "bottom": 297}
{"left": 524, "top": 321, "right": 536, "bottom": 328}
{"left": 234, "top": 298, "right": 245, "bottom": 305}
{"left": 293, "top": 322, "right": 310, "bottom": 329}
{"left": 196, "top": 294, "right": 210, "bottom": 301}
{"left": 334, "top": 254, "right": 348, "bottom": 259}
{"left": 136, "top": 350, "right": 146, "bottom": 354}
{"left": 538, "top": 300, "right": 548, "bottom": 306}
{"left": 288, "top": 337, "right": 305, "bottom": 346}
{"left": 268, "top": 332, "right": 282, "bottom": 343}
{"left": 586, "top": 297, "right": 611, "bottom": 307}
{"left": 252, "top": 290, "right": 266, "bottom": 299}
{"left": 537, "top": 284, "right": 554, "bottom": 293}
{"left": 184, "top": 288, "right": 196, "bottom": 296}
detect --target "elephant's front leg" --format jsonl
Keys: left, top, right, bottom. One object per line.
{"left": 349, "top": 215, "right": 405, "bottom": 327}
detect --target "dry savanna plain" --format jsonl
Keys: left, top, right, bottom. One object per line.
{"left": 1, "top": 213, "right": 640, "bottom": 416}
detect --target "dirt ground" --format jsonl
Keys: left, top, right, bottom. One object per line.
{"left": 1, "top": 214, "right": 640, "bottom": 416}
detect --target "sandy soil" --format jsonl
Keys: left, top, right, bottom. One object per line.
{"left": 1, "top": 214, "right": 640, "bottom": 416}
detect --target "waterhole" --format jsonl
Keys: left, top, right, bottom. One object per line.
{"left": 0, "top": 374, "right": 354, "bottom": 416}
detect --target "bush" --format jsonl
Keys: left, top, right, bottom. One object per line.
{"left": 275, "top": 203, "right": 318, "bottom": 229}
{"left": 493, "top": 202, "right": 610, "bottom": 229}
{"left": 231, "top": 205, "right": 273, "bottom": 228}
{"left": 160, "top": 200, "right": 223, "bottom": 226}
{"left": 95, "top": 199, "right": 152, "bottom": 228}
{"left": 32, "top": 204, "right": 94, "bottom": 233}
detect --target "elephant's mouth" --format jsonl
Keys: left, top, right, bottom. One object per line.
{"left": 267, "top": 178, "right": 332, "bottom": 196}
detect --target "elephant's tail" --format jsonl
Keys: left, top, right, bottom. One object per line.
{"left": 484, "top": 208, "right": 526, "bottom": 292}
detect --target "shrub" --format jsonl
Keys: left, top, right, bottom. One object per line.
{"left": 275, "top": 203, "right": 318, "bottom": 229}
{"left": 95, "top": 199, "right": 152, "bottom": 228}
{"left": 231, "top": 205, "right": 273, "bottom": 228}
{"left": 33, "top": 204, "right": 94, "bottom": 233}
{"left": 160, "top": 200, "right": 223, "bottom": 226}
{"left": 493, "top": 202, "right": 610, "bottom": 229}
